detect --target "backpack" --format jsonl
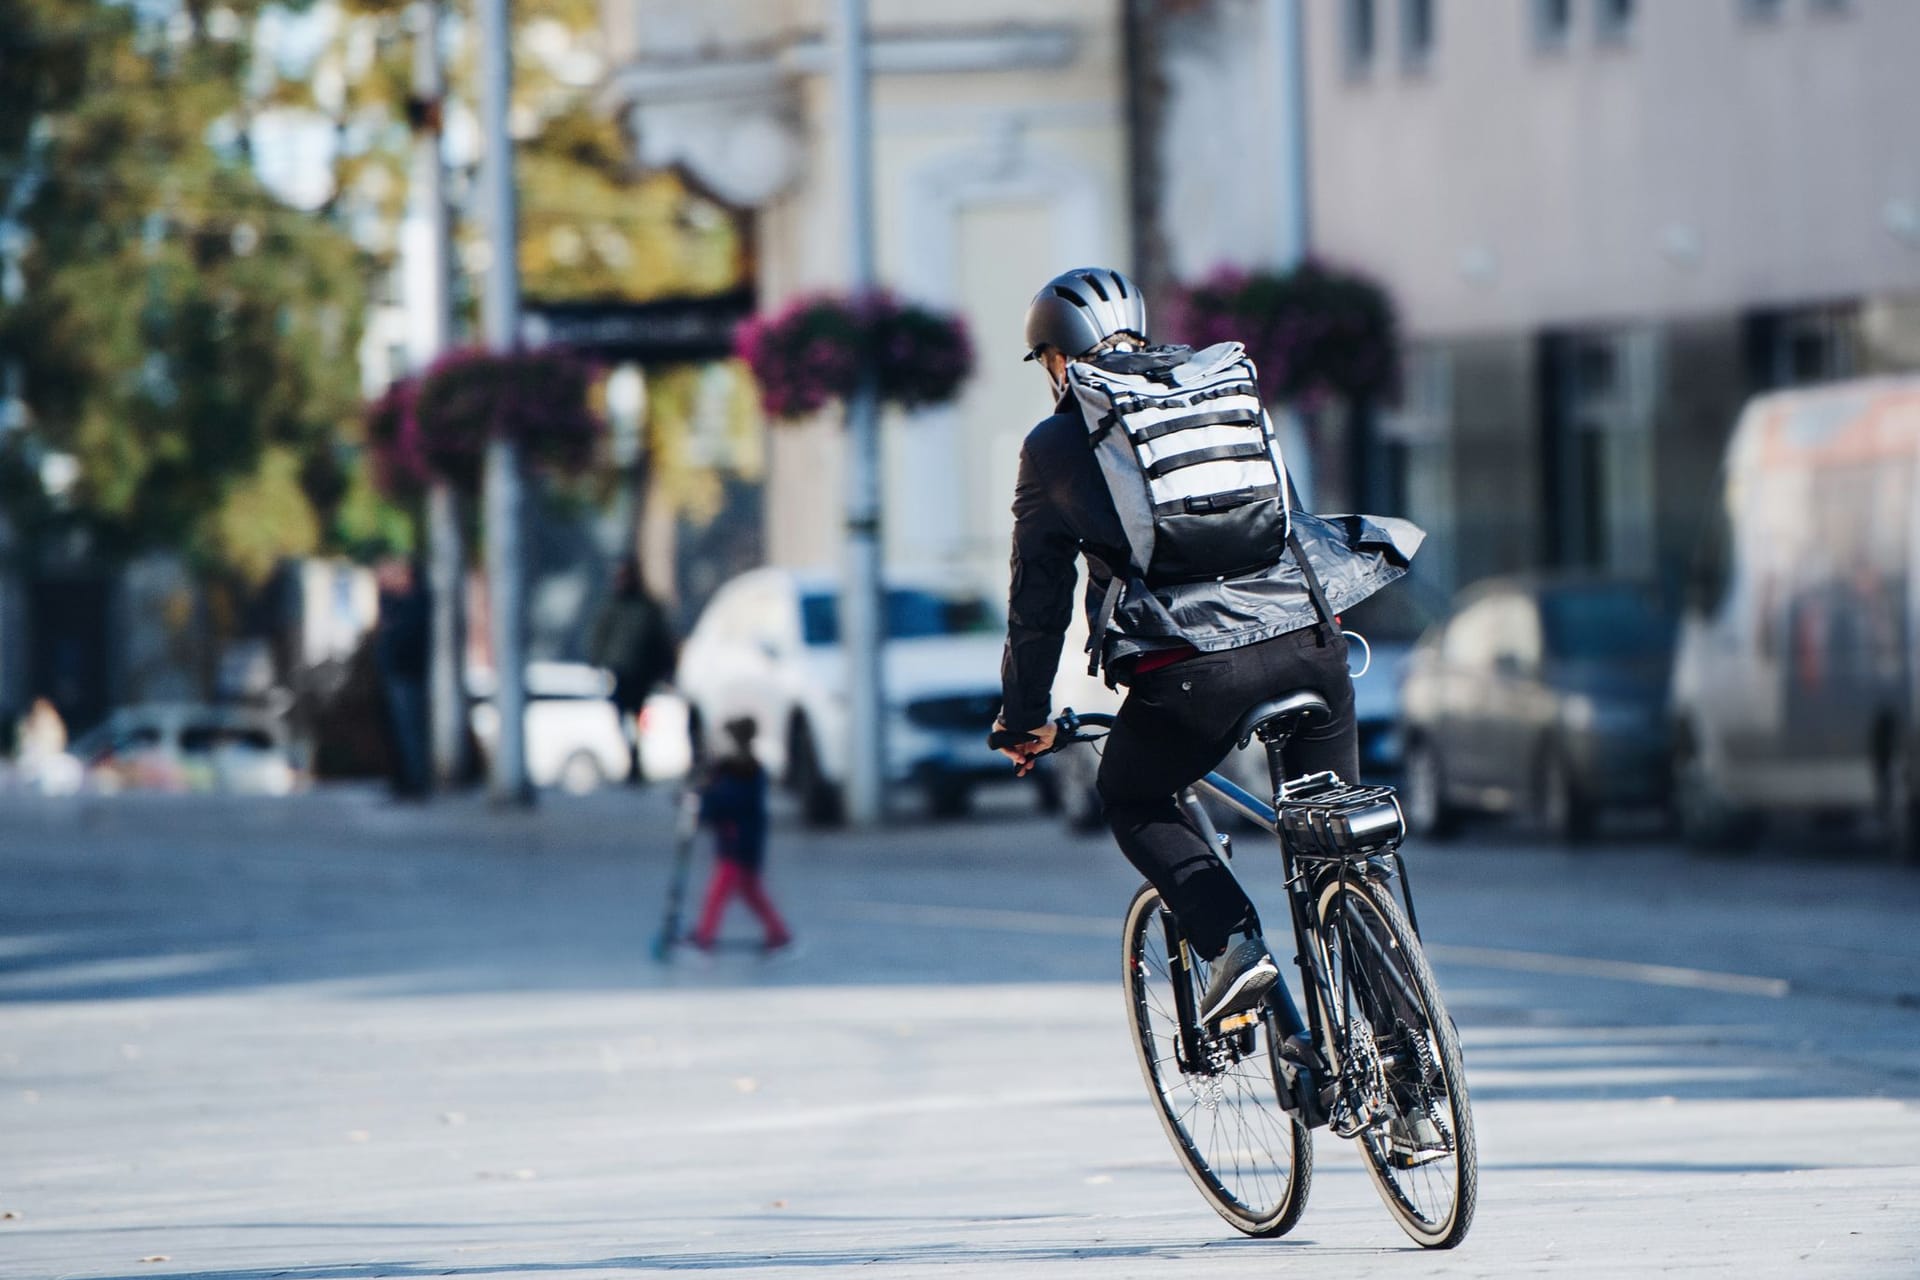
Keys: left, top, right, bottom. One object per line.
{"left": 1065, "top": 343, "right": 1336, "bottom": 674}
{"left": 1067, "top": 342, "right": 1289, "bottom": 583}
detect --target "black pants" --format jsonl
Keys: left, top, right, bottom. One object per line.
{"left": 1097, "top": 626, "right": 1358, "bottom": 959}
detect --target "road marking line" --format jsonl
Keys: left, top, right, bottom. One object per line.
{"left": 845, "top": 901, "right": 1795, "bottom": 998}
{"left": 843, "top": 901, "right": 1114, "bottom": 937}
{"left": 0, "top": 949, "right": 249, "bottom": 993}
{"left": 1429, "top": 945, "right": 1792, "bottom": 999}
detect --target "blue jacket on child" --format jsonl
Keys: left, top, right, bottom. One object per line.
{"left": 699, "top": 758, "right": 768, "bottom": 872}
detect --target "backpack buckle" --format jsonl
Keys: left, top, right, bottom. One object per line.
{"left": 1184, "top": 488, "right": 1259, "bottom": 514}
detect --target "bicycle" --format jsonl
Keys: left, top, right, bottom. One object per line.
{"left": 995, "top": 692, "right": 1477, "bottom": 1248}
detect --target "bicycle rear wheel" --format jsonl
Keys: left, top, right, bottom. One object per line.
{"left": 1314, "top": 874, "right": 1477, "bottom": 1248}
{"left": 1122, "top": 883, "right": 1311, "bottom": 1237}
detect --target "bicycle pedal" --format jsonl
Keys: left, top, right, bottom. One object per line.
{"left": 1215, "top": 1010, "right": 1259, "bottom": 1033}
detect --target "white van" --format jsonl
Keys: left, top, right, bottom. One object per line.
{"left": 1669, "top": 376, "right": 1920, "bottom": 858}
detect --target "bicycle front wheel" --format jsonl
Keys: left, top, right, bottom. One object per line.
{"left": 1122, "top": 882, "right": 1311, "bottom": 1237}
{"left": 1314, "top": 874, "right": 1477, "bottom": 1248}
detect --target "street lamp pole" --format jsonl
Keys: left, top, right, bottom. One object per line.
{"left": 1265, "top": 0, "right": 1315, "bottom": 506}
{"left": 1267, "top": 0, "right": 1309, "bottom": 271}
{"left": 478, "top": 0, "right": 532, "bottom": 805}
{"left": 406, "top": 0, "right": 467, "bottom": 792}
{"left": 834, "top": 0, "right": 885, "bottom": 827}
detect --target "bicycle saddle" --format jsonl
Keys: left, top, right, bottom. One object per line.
{"left": 1231, "top": 690, "right": 1333, "bottom": 747}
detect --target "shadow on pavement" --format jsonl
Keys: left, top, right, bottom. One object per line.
{"left": 3, "top": 788, "right": 1916, "bottom": 1106}
{"left": 76, "top": 1236, "right": 1297, "bottom": 1280}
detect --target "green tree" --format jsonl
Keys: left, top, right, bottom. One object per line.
{"left": 314, "top": 0, "right": 755, "bottom": 561}
{"left": 1, "top": 0, "right": 369, "bottom": 582}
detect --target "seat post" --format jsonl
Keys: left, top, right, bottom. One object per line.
{"left": 1260, "top": 728, "right": 1293, "bottom": 805}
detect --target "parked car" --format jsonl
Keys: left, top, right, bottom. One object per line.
{"left": 1340, "top": 572, "right": 1447, "bottom": 778}
{"left": 636, "top": 689, "right": 694, "bottom": 783}
{"left": 675, "top": 568, "right": 1014, "bottom": 823}
{"left": 469, "top": 662, "right": 634, "bottom": 794}
{"left": 1399, "top": 575, "right": 1674, "bottom": 841}
{"left": 65, "top": 704, "right": 299, "bottom": 796}
{"left": 1670, "top": 376, "right": 1920, "bottom": 858}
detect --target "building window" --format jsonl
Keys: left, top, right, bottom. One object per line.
{"left": 1597, "top": 0, "right": 1635, "bottom": 42}
{"left": 1533, "top": 0, "right": 1573, "bottom": 49}
{"left": 1739, "top": 0, "right": 1783, "bottom": 20}
{"left": 1542, "top": 328, "right": 1658, "bottom": 575}
{"left": 1344, "top": 0, "right": 1377, "bottom": 74}
{"left": 1401, "top": 0, "right": 1436, "bottom": 69}
{"left": 1749, "top": 306, "right": 1859, "bottom": 389}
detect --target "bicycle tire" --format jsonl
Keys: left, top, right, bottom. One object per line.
{"left": 1122, "top": 882, "right": 1312, "bottom": 1237}
{"left": 1312, "top": 874, "right": 1477, "bottom": 1248}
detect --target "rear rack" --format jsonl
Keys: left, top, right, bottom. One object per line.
{"left": 1275, "top": 771, "right": 1406, "bottom": 861}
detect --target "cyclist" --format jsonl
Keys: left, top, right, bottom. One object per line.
{"left": 992, "top": 266, "right": 1418, "bottom": 1028}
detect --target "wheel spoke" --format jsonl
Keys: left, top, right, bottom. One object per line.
{"left": 1315, "top": 878, "right": 1476, "bottom": 1248}
{"left": 1125, "top": 887, "right": 1308, "bottom": 1236}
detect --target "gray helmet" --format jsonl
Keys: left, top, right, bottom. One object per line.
{"left": 1022, "top": 267, "right": 1147, "bottom": 361}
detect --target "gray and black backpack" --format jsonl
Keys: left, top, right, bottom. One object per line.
{"left": 1065, "top": 342, "right": 1336, "bottom": 670}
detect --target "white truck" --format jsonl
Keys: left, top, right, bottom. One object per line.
{"left": 1669, "top": 375, "right": 1920, "bottom": 859}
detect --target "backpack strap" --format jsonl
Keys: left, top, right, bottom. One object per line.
{"left": 1287, "top": 526, "right": 1338, "bottom": 647}
{"left": 1085, "top": 574, "right": 1126, "bottom": 678}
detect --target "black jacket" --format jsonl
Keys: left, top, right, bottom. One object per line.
{"left": 1000, "top": 401, "right": 1425, "bottom": 732}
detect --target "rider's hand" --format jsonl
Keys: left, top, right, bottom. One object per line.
{"left": 993, "top": 718, "right": 1057, "bottom": 777}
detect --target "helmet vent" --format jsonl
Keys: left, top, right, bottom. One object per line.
{"left": 1084, "top": 274, "right": 1111, "bottom": 302}
{"left": 1052, "top": 286, "right": 1092, "bottom": 309}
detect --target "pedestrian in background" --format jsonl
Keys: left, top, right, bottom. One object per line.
{"left": 689, "top": 716, "right": 792, "bottom": 956}
{"left": 587, "top": 559, "right": 676, "bottom": 784}
{"left": 13, "top": 697, "right": 80, "bottom": 795}
{"left": 374, "top": 557, "right": 431, "bottom": 799}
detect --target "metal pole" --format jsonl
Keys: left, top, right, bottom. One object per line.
{"left": 834, "top": 0, "right": 885, "bottom": 827}
{"left": 1267, "top": 0, "right": 1309, "bottom": 270}
{"left": 478, "top": 0, "right": 532, "bottom": 804}
{"left": 1266, "top": 0, "right": 1315, "bottom": 506}
{"left": 406, "top": 0, "right": 467, "bottom": 792}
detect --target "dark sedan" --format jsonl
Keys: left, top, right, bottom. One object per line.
{"left": 1398, "top": 576, "right": 1674, "bottom": 841}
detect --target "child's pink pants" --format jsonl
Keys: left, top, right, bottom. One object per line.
{"left": 691, "top": 860, "right": 791, "bottom": 948}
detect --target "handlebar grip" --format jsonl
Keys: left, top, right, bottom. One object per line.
{"left": 986, "top": 727, "right": 1040, "bottom": 751}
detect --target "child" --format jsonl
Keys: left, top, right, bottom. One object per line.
{"left": 689, "top": 717, "right": 793, "bottom": 955}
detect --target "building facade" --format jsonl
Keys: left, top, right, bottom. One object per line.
{"left": 602, "top": 0, "right": 1131, "bottom": 594}
{"left": 1292, "top": 0, "right": 1920, "bottom": 594}
{"left": 603, "top": 0, "right": 1920, "bottom": 607}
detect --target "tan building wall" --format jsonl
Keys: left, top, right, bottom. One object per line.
{"left": 604, "top": 1, "right": 1130, "bottom": 593}
{"left": 1302, "top": 0, "right": 1920, "bottom": 339}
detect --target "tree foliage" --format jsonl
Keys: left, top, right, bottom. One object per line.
{"left": 1, "top": 0, "right": 369, "bottom": 581}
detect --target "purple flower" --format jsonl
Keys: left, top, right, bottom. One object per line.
{"left": 1162, "top": 262, "right": 1400, "bottom": 407}
{"left": 735, "top": 290, "right": 974, "bottom": 422}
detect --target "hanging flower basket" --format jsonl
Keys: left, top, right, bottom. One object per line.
{"left": 1164, "top": 263, "right": 1401, "bottom": 408}
{"left": 364, "top": 376, "right": 430, "bottom": 497}
{"left": 367, "top": 347, "right": 606, "bottom": 497}
{"left": 735, "top": 291, "right": 974, "bottom": 421}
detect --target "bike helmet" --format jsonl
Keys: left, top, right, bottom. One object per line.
{"left": 1023, "top": 267, "right": 1147, "bottom": 361}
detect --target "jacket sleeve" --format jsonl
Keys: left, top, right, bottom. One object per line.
{"left": 1000, "top": 440, "right": 1080, "bottom": 732}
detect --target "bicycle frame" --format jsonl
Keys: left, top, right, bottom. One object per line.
{"left": 1200, "top": 753, "right": 1436, "bottom": 1107}
{"left": 1052, "top": 709, "right": 1424, "bottom": 1129}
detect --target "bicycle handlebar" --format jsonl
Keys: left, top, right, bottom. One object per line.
{"left": 984, "top": 708, "right": 1116, "bottom": 756}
